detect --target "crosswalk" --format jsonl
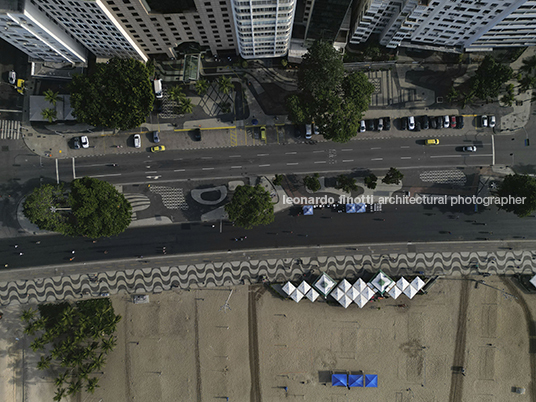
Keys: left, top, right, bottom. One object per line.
{"left": 0, "top": 119, "right": 21, "bottom": 139}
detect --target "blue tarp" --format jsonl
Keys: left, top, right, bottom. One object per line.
{"left": 332, "top": 373, "right": 347, "bottom": 387}
{"left": 365, "top": 374, "right": 378, "bottom": 387}
{"left": 348, "top": 374, "right": 364, "bottom": 387}
{"left": 303, "top": 205, "right": 313, "bottom": 215}
{"left": 356, "top": 203, "right": 366, "bottom": 213}
{"left": 346, "top": 203, "right": 357, "bottom": 213}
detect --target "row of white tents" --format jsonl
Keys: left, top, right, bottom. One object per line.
{"left": 281, "top": 271, "right": 426, "bottom": 309}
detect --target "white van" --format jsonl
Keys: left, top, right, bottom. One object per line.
{"left": 154, "top": 79, "right": 163, "bottom": 99}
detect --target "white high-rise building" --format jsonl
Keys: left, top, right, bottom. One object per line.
{"left": 0, "top": 0, "right": 87, "bottom": 63}
{"left": 350, "top": 0, "right": 536, "bottom": 53}
{"left": 231, "top": 0, "right": 297, "bottom": 59}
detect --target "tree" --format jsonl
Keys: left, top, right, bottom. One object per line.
{"left": 520, "top": 55, "right": 536, "bottom": 75}
{"left": 218, "top": 76, "right": 233, "bottom": 95}
{"left": 219, "top": 102, "right": 231, "bottom": 114}
{"left": 195, "top": 78, "right": 210, "bottom": 96}
{"left": 364, "top": 174, "right": 378, "bottom": 189}
{"left": 41, "top": 108, "right": 57, "bottom": 123}
{"left": 281, "top": 58, "right": 288, "bottom": 67}
{"left": 335, "top": 175, "right": 358, "bottom": 193}
{"left": 53, "top": 388, "right": 66, "bottom": 402}
{"left": 518, "top": 75, "right": 536, "bottom": 93}
{"left": 225, "top": 185, "right": 274, "bottom": 229}
{"left": 168, "top": 85, "right": 185, "bottom": 102}
{"left": 288, "top": 40, "right": 374, "bottom": 142}
{"left": 69, "top": 57, "right": 154, "bottom": 130}
{"left": 37, "top": 355, "right": 52, "bottom": 370}
{"left": 179, "top": 98, "right": 194, "bottom": 114}
{"left": 44, "top": 89, "right": 60, "bottom": 106}
{"left": 304, "top": 173, "right": 321, "bottom": 192}
{"left": 85, "top": 377, "right": 100, "bottom": 394}
{"left": 273, "top": 174, "right": 283, "bottom": 186}
{"left": 447, "top": 86, "right": 460, "bottom": 103}
{"left": 470, "top": 55, "right": 513, "bottom": 100}
{"left": 500, "top": 83, "right": 515, "bottom": 106}
{"left": 23, "top": 183, "right": 72, "bottom": 235}
{"left": 21, "top": 308, "right": 37, "bottom": 322}
{"left": 69, "top": 177, "right": 132, "bottom": 238}
{"left": 495, "top": 174, "right": 536, "bottom": 217}
{"left": 382, "top": 168, "right": 404, "bottom": 185}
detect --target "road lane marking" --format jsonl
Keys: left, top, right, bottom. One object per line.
{"left": 313, "top": 150, "right": 324, "bottom": 153}
{"left": 174, "top": 169, "right": 185, "bottom": 172}
{"left": 201, "top": 156, "right": 212, "bottom": 159}
{"left": 257, "top": 153, "right": 269, "bottom": 156}
{"left": 371, "top": 158, "right": 383, "bottom": 161}
{"left": 229, "top": 155, "right": 241, "bottom": 158}
{"left": 400, "top": 146, "right": 410, "bottom": 148}
{"left": 400, "top": 157, "right": 412, "bottom": 159}
{"left": 342, "top": 159, "right": 354, "bottom": 162}
{"left": 145, "top": 171, "right": 157, "bottom": 173}
{"left": 430, "top": 155, "right": 463, "bottom": 158}
{"left": 202, "top": 167, "right": 215, "bottom": 170}
{"left": 285, "top": 152, "right": 297, "bottom": 155}
{"left": 371, "top": 147, "right": 381, "bottom": 150}
{"left": 231, "top": 166, "right": 242, "bottom": 169}
{"left": 341, "top": 149, "right": 353, "bottom": 151}
{"left": 259, "top": 164, "right": 270, "bottom": 167}
{"left": 314, "top": 161, "right": 326, "bottom": 164}
{"left": 491, "top": 134, "right": 495, "bottom": 166}
{"left": 287, "top": 163, "right": 298, "bottom": 165}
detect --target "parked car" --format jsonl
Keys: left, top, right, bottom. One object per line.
{"left": 133, "top": 134, "right": 141, "bottom": 148}
{"left": 463, "top": 145, "right": 477, "bottom": 152}
{"left": 260, "top": 126, "right": 266, "bottom": 140}
{"left": 366, "top": 120, "right": 374, "bottom": 131}
{"left": 408, "top": 116, "right": 415, "bottom": 130}
{"left": 305, "top": 124, "right": 312, "bottom": 139}
{"left": 489, "top": 115, "right": 496, "bottom": 127}
{"left": 456, "top": 115, "right": 464, "bottom": 129}
{"left": 400, "top": 117, "right": 407, "bottom": 131}
{"left": 377, "top": 118, "right": 383, "bottom": 131}
{"left": 294, "top": 125, "right": 302, "bottom": 138}
{"left": 436, "top": 116, "right": 443, "bottom": 129}
{"left": 481, "top": 115, "right": 488, "bottom": 127}
{"left": 151, "top": 145, "right": 166, "bottom": 153}
{"left": 421, "top": 116, "right": 429, "bottom": 130}
{"left": 73, "top": 137, "right": 81, "bottom": 149}
{"left": 384, "top": 117, "right": 391, "bottom": 131}
{"left": 359, "top": 120, "right": 366, "bottom": 133}
{"left": 152, "top": 131, "right": 160, "bottom": 143}
{"left": 443, "top": 115, "right": 450, "bottom": 128}
{"left": 194, "top": 128, "right": 202, "bottom": 141}
{"left": 414, "top": 121, "right": 421, "bottom": 132}
{"left": 425, "top": 138, "right": 440, "bottom": 145}
{"left": 313, "top": 124, "right": 320, "bottom": 135}
{"left": 450, "top": 116, "right": 456, "bottom": 128}
{"left": 80, "top": 135, "right": 89, "bottom": 149}
{"left": 430, "top": 117, "right": 438, "bottom": 129}
{"left": 8, "top": 70, "right": 16, "bottom": 85}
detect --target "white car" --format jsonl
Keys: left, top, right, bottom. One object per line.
{"left": 489, "top": 115, "right": 496, "bottom": 127}
{"left": 377, "top": 118, "right": 383, "bottom": 131}
{"left": 80, "top": 135, "right": 89, "bottom": 149}
{"left": 313, "top": 124, "right": 320, "bottom": 135}
{"left": 443, "top": 115, "right": 450, "bottom": 128}
{"left": 481, "top": 115, "right": 488, "bottom": 127}
{"left": 133, "top": 134, "right": 141, "bottom": 148}
{"left": 359, "top": 120, "right": 366, "bottom": 133}
{"left": 463, "top": 146, "right": 477, "bottom": 152}
{"left": 8, "top": 70, "right": 16, "bottom": 85}
{"left": 408, "top": 116, "right": 415, "bottom": 130}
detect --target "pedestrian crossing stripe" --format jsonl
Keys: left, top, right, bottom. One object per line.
{"left": 0, "top": 120, "right": 21, "bottom": 140}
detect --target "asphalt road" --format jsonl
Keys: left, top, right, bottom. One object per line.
{"left": 1, "top": 201, "right": 533, "bottom": 270}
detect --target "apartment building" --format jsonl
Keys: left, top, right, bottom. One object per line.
{"left": 231, "top": 0, "right": 297, "bottom": 59}
{"left": 0, "top": 0, "right": 87, "bottom": 63}
{"left": 350, "top": 0, "right": 536, "bottom": 53}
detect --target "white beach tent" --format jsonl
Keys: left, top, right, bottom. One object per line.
{"left": 306, "top": 288, "right": 320, "bottom": 302}
{"left": 353, "top": 278, "right": 368, "bottom": 292}
{"left": 388, "top": 285, "right": 402, "bottom": 299}
{"left": 330, "top": 287, "right": 345, "bottom": 301}
{"left": 345, "top": 286, "right": 359, "bottom": 301}
{"left": 297, "top": 281, "right": 311, "bottom": 295}
{"left": 354, "top": 294, "right": 369, "bottom": 308}
{"left": 396, "top": 277, "right": 410, "bottom": 292}
{"left": 282, "top": 281, "right": 296, "bottom": 296}
{"left": 290, "top": 289, "right": 304, "bottom": 302}
{"left": 411, "top": 277, "right": 425, "bottom": 291}
{"left": 370, "top": 270, "right": 395, "bottom": 294}
{"left": 337, "top": 279, "right": 352, "bottom": 293}
{"left": 403, "top": 284, "right": 418, "bottom": 299}
{"left": 313, "top": 272, "right": 337, "bottom": 297}
{"left": 338, "top": 294, "right": 353, "bottom": 308}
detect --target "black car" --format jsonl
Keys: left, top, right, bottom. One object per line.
{"left": 457, "top": 115, "right": 464, "bottom": 129}
{"left": 400, "top": 117, "right": 407, "bottom": 131}
{"left": 73, "top": 137, "right": 81, "bottom": 149}
{"left": 430, "top": 117, "right": 437, "bottom": 129}
{"left": 193, "top": 128, "right": 201, "bottom": 141}
{"left": 152, "top": 131, "right": 160, "bottom": 143}
{"left": 294, "top": 125, "right": 302, "bottom": 138}
{"left": 414, "top": 121, "right": 421, "bottom": 132}
{"left": 436, "top": 116, "right": 443, "bottom": 129}
{"left": 384, "top": 117, "right": 391, "bottom": 131}
{"left": 366, "top": 120, "right": 374, "bottom": 131}
{"left": 422, "top": 116, "right": 429, "bottom": 130}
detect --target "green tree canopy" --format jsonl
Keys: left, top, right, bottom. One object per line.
{"left": 69, "top": 57, "right": 154, "bottom": 130}
{"left": 470, "top": 55, "right": 513, "bottom": 100}
{"left": 218, "top": 76, "right": 233, "bottom": 95}
{"left": 287, "top": 40, "right": 374, "bottom": 142}
{"left": 495, "top": 174, "right": 536, "bottom": 217}
{"left": 382, "top": 168, "right": 404, "bottom": 185}
{"left": 69, "top": 177, "right": 132, "bottom": 238}
{"left": 364, "top": 174, "right": 378, "bottom": 189}
{"left": 168, "top": 85, "right": 185, "bottom": 102}
{"left": 335, "top": 174, "right": 358, "bottom": 193}
{"left": 179, "top": 98, "right": 194, "bottom": 114}
{"left": 42, "top": 108, "right": 57, "bottom": 123}
{"left": 304, "top": 173, "right": 321, "bottom": 192}
{"left": 23, "top": 178, "right": 132, "bottom": 238}
{"left": 44, "top": 89, "right": 60, "bottom": 105}
{"left": 195, "top": 78, "right": 210, "bottom": 96}
{"left": 23, "top": 298, "right": 121, "bottom": 401}
{"left": 225, "top": 184, "right": 274, "bottom": 229}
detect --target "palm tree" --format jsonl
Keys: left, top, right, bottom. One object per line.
{"left": 520, "top": 55, "right": 536, "bottom": 74}
{"left": 519, "top": 75, "right": 536, "bottom": 92}
{"left": 218, "top": 76, "right": 233, "bottom": 95}
{"left": 179, "top": 98, "right": 194, "bottom": 114}
{"left": 85, "top": 377, "right": 100, "bottom": 394}
{"left": 41, "top": 108, "right": 57, "bottom": 123}
{"left": 101, "top": 336, "right": 117, "bottom": 353}
{"left": 195, "top": 78, "right": 209, "bottom": 96}
{"left": 53, "top": 387, "right": 66, "bottom": 402}
{"left": 66, "top": 378, "right": 83, "bottom": 396}
{"left": 21, "top": 308, "right": 36, "bottom": 322}
{"left": 54, "top": 372, "right": 69, "bottom": 388}
{"left": 30, "top": 337, "right": 46, "bottom": 352}
{"left": 44, "top": 89, "right": 60, "bottom": 106}
{"left": 168, "top": 85, "right": 185, "bottom": 102}
{"left": 37, "top": 355, "right": 52, "bottom": 370}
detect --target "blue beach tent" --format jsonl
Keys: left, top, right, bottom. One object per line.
{"left": 348, "top": 374, "right": 364, "bottom": 387}
{"left": 365, "top": 374, "right": 378, "bottom": 387}
{"left": 332, "top": 373, "right": 347, "bottom": 387}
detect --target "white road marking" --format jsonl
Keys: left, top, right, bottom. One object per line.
{"left": 341, "top": 149, "right": 353, "bottom": 152}
{"left": 231, "top": 166, "right": 242, "bottom": 169}
{"left": 174, "top": 169, "right": 185, "bottom": 172}
{"left": 201, "top": 156, "right": 212, "bottom": 159}
{"left": 342, "top": 159, "right": 354, "bottom": 162}
{"left": 287, "top": 163, "right": 299, "bottom": 165}
{"left": 314, "top": 161, "right": 326, "bottom": 164}
{"left": 400, "top": 146, "right": 410, "bottom": 148}
{"left": 400, "top": 157, "right": 412, "bottom": 159}
{"left": 257, "top": 153, "right": 269, "bottom": 156}
{"left": 313, "top": 150, "right": 324, "bottom": 153}
{"left": 371, "top": 158, "right": 383, "bottom": 161}
{"left": 259, "top": 164, "right": 271, "bottom": 167}
{"left": 285, "top": 152, "right": 297, "bottom": 155}
{"left": 371, "top": 147, "right": 381, "bottom": 150}
{"left": 202, "top": 167, "right": 215, "bottom": 170}
{"left": 429, "top": 155, "right": 463, "bottom": 158}
{"left": 145, "top": 171, "right": 157, "bottom": 173}
{"left": 229, "top": 155, "right": 241, "bottom": 158}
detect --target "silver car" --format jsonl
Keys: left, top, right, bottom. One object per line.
{"left": 489, "top": 115, "right": 496, "bottom": 127}
{"left": 443, "top": 115, "right": 450, "bottom": 128}
{"left": 463, "top": 146, "right": 477, "bottom": 152}
{"left": 134, "top": 134, "right": 141, "bottom": 148}
{"left": 481, "top": 115, "right": 488, "bottom": 127}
